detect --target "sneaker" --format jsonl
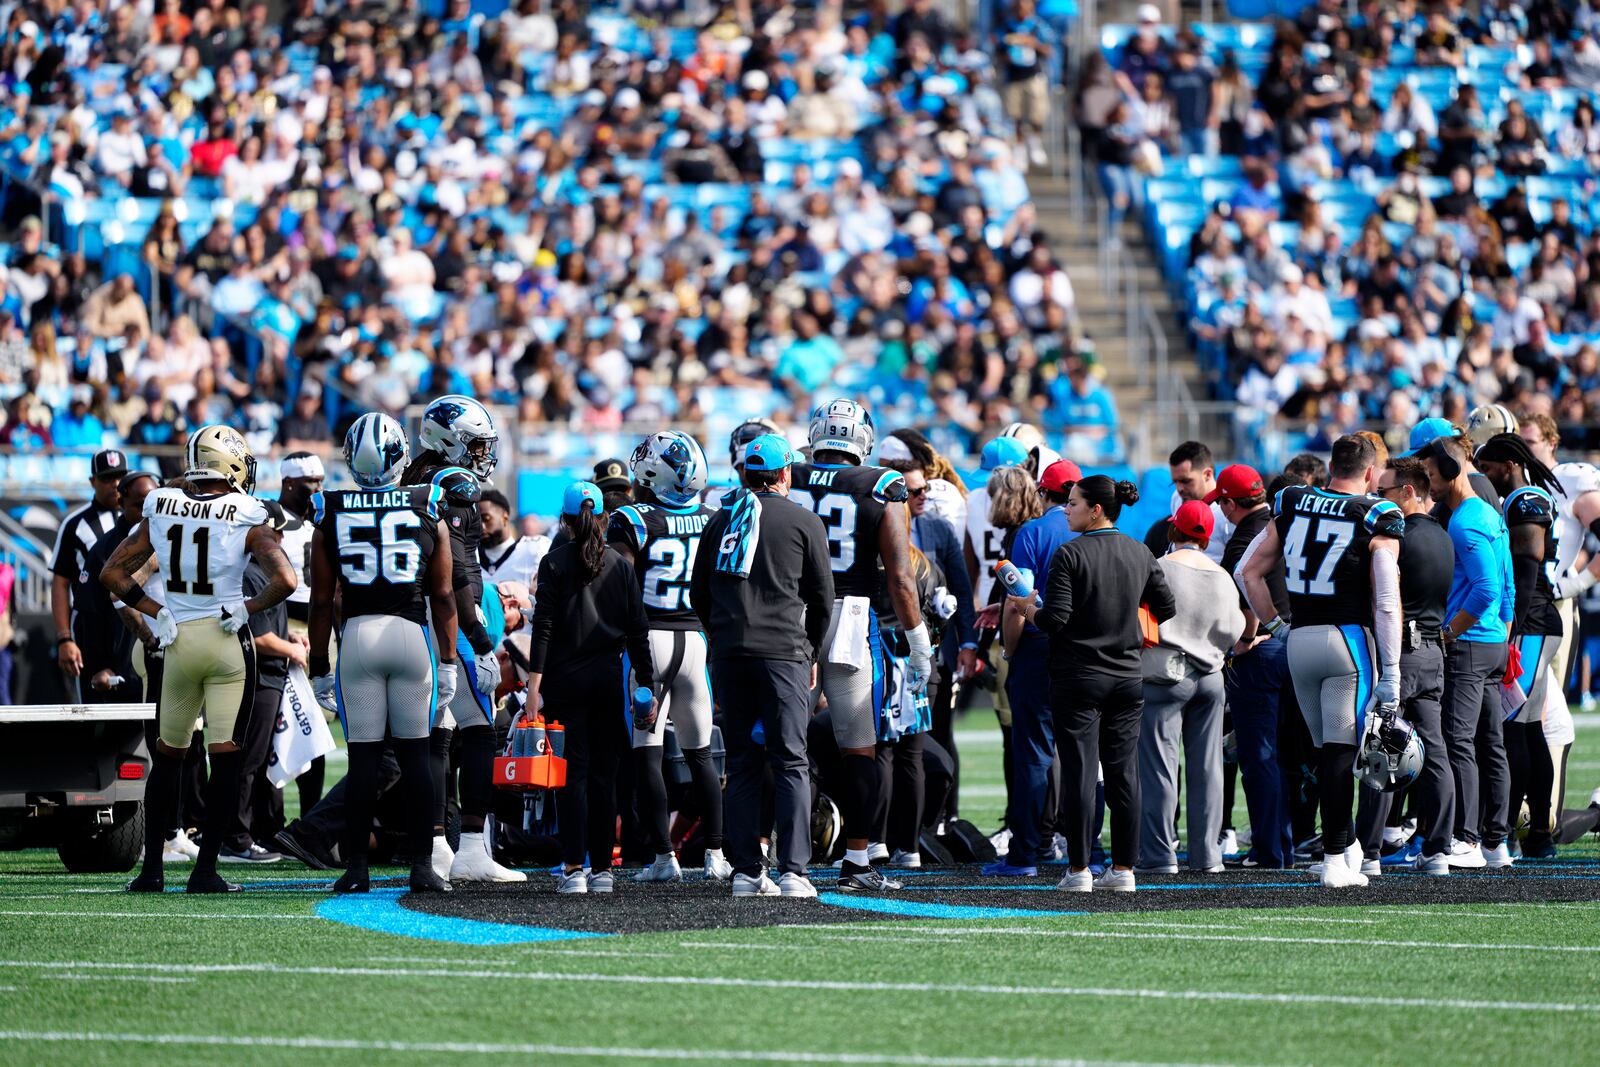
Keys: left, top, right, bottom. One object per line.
{"left": 1218, "top": 829, "right": 1239, "bottom": 857}
{"left": 409, "top": 862, "right": 452, "bottom": 893}
{"left": 450, "top": 831, "right": 527, "bottom": 882}
{"left": 703, "top": 848, "right": 733, "bottom": 880}
{"left": 272, "top": 828, "right": 335, "bottom": 871}
{"left": 1293, "top": 834, "right": 1324, "bottom": 863}
{"left": 867, "top": 842, "right": 890, "bottom": 863}
{"left": 889, "top": 849, "right": 922, "bottom": 868}
{"left": 588, "top": 871, "right": 615, "bottom": 894}
{"left": 732, "top": 872, "right": 780, "bottom": 897}
{"left": 980, "top": 860, "right": 1038, "bottom": 877}
{"left": 219, "top": 843, "right": 282, "bottom": 864}
{"left": 1482, "top": 842, "right": 1514, "bottom": 868}
{"left": 1447, "top": 840, "right": 1487, "bottom": 869}
{"left": 1380, "top": 837, "right": 1422, "bottom": 867}
{"left": 1320, "top": 850, "right": 1367, "bottom": 888}
{"left": 1133, "top": 863, "right": 1178, "bottom": 875}
{"left": 555, "top": 868, "right": 588, "bottom": 894}
{"left": 838, "top": 861, "right": 903, "bottom": 892}
{"left": 633, "top": 853, "right": 683, "bottom": 883}
{"left": 1047, "top": 833, "right": 1069, "bottom": 861}
{"left": 1415, "top": 851, "right": 1450, "bottom": 875}
{"left": 431, "top": 835, "right": 455, "bottom": 881}
{"left": 1360, "top": 858, "right": 1382, "bottom": 877}
{"left": 1191, "top": 864, "right": 1226, "bottom": 874}
{"left": 1094, "top": 868, "right": 1136, "bottom": 893}
{"left": 1056, "top": 868, "right": 1093, "bottom": 892}
{"left": 778, "top": 872, "right": 818, "bottom": 898}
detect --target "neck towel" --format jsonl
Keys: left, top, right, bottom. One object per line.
{"left": 715, "top": 488, "right": 763, "bottom": 579}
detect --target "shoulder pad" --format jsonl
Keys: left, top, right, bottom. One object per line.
{"left": 1506, "top": 486, "right": 1555, "bottom": 524}
{"left": 240, "top": 495, "right": 271, "bottom": 527}
{"left": 258, "top": 500, "right": 290, "bottom": 532}
{"left": 1363, "top": 497, "right": 1406, "bottom": 539}
{"left": 609, "top": 505, "right": 647, "bottom": 551}
{"left": 431, "top": 466, "right": 481, "bottom": 505}
{"left": 873, "top": 469, "right": 908, "bottom": 504}
{"left": 310, "top": 490, "right": 327, "bottom": 526}
{"left": 421, "top": 483, "right": 445, "bottom": 521}
{"left": 1272, "top": 485, "right": 1291, "bottom": 517}
{"left": 141, "top": 488, "right": 163, "bottom": 520}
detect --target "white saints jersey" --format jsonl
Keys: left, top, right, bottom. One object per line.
{"left": 279, "top": 510, "right": 314, "bottom": 604}
{"left": 1551, "top": 461, "right": 1600, "bottom": 581}
{"left": 966, "top": 484, "right": 1002, "bottom": 604}
{"left": 143, "top": 487, "right": 268, "bottom": 624}
{"left": 924, "top": 478, "right": 968, "bottom": 537}
{"left": 479, "top": 533, "right": 549, "bottom": 589}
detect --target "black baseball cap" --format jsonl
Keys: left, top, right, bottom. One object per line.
{"left": 91, "top": 449, "right": 128, "bottom": 479}
{"left": 592, "top": 458, "right": 631, "bottom": 492}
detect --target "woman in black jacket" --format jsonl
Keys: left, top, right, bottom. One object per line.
{"left": 1008, "top": 476, "right": 1175, "bottom": 894}
{"left": 527, "top": 481, "right": 655, "bottom": 896}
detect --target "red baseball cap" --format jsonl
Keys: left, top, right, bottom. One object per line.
{"left": 1203, "top": 464, "right": 1265, "bottom": 505}
{"left": 1173, "top": 500, "right": 1215, "bottom": 542}
{"left": 1038, "top": 459, "right": 1083, "bottom": 494}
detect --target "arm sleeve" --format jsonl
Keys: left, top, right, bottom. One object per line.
{"left": 1371, "top": 544, "right": 1401, "bottom": 679}
{"left": 1508, "top": 537, "right": 1540, "bottom": 635}
{"left": 526, "top": 554, "right": 557, "bottom": 676}
{"left": 1143, "top": 555, "right": 1178, "bottom": 623}
{"left": 801, "top": 515, "right": 835, "bottom": 660}
{"left": 620, "top": 560, "right": 655, "bottom": 690}
{"left": 1036, "top": 545, "right": 1074, "bottom": 635}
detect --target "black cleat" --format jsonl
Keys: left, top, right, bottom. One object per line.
{"left": 333, "top": 861, "right": 371, "bottom": 894}
{"left": 272, "top": 827, "right": 336, "bottom": 871}
{"left": 838, "top": 861, "right": 903, "bottom": 892}
{"left": 409, "top": 862, "right": 453, "bottom": 893}
{"left": 186, "top": 870, "right": 244, "bottom": 894}
{"left": 125, "top": 871, "right": 164, "bottom": 893}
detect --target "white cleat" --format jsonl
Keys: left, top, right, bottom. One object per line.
{"left": 449, "top": 832, "right": 527, "bottom": 882}
{"left": 889, "top": 849, "right": 922, "bottom": 868}
{"left": 703, "top": 848, "right": 733, "bottom": 880}
{"left": 1482, "top": 842, "right": 1515, "bottom": 868}
{"left": 431, "top": 836, "right": 455, "bottom": 882}
{"left": 867, "top": 842, "right": 890, "bottom": 863}
{"left": 633, "top": 853, "right": 683, "bottom": 883}
{"left": 1320, "top": 850, "right": 1368, "bottom": 887}
{"left": 555, "top": 868, "right": 588, "bottom": 894}
{"left": 732, "top": 872, "right": 780, "bottom": 897}
{"left": 1447, "top": 839, "right": 1487, "bottom": 869}
{"left": 778, "top": 872, "right": 818, "bottom": 898}
{"left": 1056, "top": 868, "right": 1093, "bottom": 892}
{"left": 1094, "top": 868, "right": 1137, "bottom": 893}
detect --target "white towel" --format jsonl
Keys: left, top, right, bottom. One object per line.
{"left": 828, "top": 596, "right": 873, "bottom": 671}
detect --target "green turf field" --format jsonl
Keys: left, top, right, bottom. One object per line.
{"left": 2, "top": 712, "right": 1599, "bottom": 1067}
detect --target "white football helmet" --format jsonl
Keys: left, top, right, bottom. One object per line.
{"left": 808, "top": 399, "right": 875, "bottom": 462}
{"left": 418, "top": 395, "right": 498, "bottom": 479}
{"left": 184, "top": 424, "right": 256, "bottom": 493}
{"left": 345, "top": 412, "right": 411, "bottom": 489}
{"left": 629, "top": 430, "right": 708, "bottom": 507}
{"left": 1465, "top": 404, "right": 1518, "bottom": 449}
{"left": 728, "top": 418, "right": 781, "bottom": 468}
{"left": 999, "top": 421, "right": 1045, "bottom": 451}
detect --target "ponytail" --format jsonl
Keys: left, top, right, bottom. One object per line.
{"left": 1076, "top": 475, "right": 1139, "bottom": 522}
{"left": 565, "top": 502, "right": 607, "bottom": 584}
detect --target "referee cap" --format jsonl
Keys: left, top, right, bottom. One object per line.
{"left": 743, "top": 434, "right": 795, "bottom": 471}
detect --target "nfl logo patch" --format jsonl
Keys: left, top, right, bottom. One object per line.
{"left": 451, "top": 516, "right": 462, "bottom": 527}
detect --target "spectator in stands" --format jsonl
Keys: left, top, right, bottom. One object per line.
{"left": 1049, "top": 357, "right": 1118, "bottom": 458}
{"left": 999, "top": 0, "right": 1053, "bottom": 168}
{"left": 81, "top": 274, "right": 150, "bottom": 344}
{"left": 1166, "top": 38, "right": 1217, "bottom": 158}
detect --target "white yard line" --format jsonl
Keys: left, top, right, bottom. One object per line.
{"left": 46, "top": 974, "right": 195, "bottom": 984}
{"left": 0, "top": 910, "right": 313, "bottom": 920}
{"left": 679, "top": 942, "right": 817, "bottom": 951}
{"left": 0, "top": 1030, "right": 1265, "bottom": 1067}
{"left": 1239, "top": 916, "right": 1379, "bottom": 925}
{"left": 0, "top": 960, "right": 1590, "bottom": 1014}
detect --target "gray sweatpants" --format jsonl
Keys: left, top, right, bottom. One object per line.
{"left": 1137, "top": 668, "right": 1225, "bottom": 871}
{"left": 336, "top": 615, "right": 437, "bottom": 743}
{"left": 1443, "top": 639, "right": 1509, "bottom": 847}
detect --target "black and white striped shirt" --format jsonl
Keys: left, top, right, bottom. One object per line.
{"left": 50, "top": 501, "right": 118, "bottom": 622}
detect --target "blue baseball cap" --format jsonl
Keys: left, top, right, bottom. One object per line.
{"left": 1405, "top": 417, "right": 1459, "bottom": 456}
{"left": 743, "top": 434, "right": 795, "bottom": 471}
{"left": 980, "top": 436, "right": 1029, "bottom": 471}
{"left": 562, "top": 480, "right": 603, "bottom": 516}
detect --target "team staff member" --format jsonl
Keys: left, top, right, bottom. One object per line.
{"left": 1010, "top": 476, "right": 1175, "bottom": 893}
{"left": 1167, "top": 441, "right": 1236, "bottom": 564}
{"left": 1409, "top": 418, "right": 1501, "bottom": 520}
{"left": 1357, "top": 458, "right": 1455, "bottom": 874}
{"left": 1211, "top": 464, "right": 1294, "bottom": 869}
{"left": 528, "top": 481, "right": 656, "bottom": 895}
{"left": 988, "top": 459, "right": 1081, "bottom": 877}
{"left": 691, "top": 435, "right": 835, "bottom": 898}
{"left": 1421, "top": 433, "right": 1515, "bottom": 869}
{"left": 51, "top": 448, "right": 126, "bottom": 695}
{"left": 1474, "top": 432, "right": 1566, "bottom": 860}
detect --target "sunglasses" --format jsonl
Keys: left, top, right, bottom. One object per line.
{"left": 907, "top": 486, "right": 929, "bottom": 497}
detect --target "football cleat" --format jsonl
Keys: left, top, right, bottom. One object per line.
{"left": 838, "top": 862, "right": 903, "bottom": 892}
{"left": 889, "top": 849, "right": 922, "bottom": 868}
{"left": 450, "top": 832, "right": 526, "bottom": 882}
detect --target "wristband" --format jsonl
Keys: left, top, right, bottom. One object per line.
{"left": 959, "top": 641, "right": 978, "bottom": 650}
{"left": 121, "top": 581, "right": 148, "bottom": 608}
{"left": 56, "top": 635, "right": 76, "bottom": 648}
{"left": 1262, "top": 616, "right": 1288, "bottom": 639}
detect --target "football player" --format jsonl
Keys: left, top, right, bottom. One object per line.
{"left": 1241, "top": 434, "right": 1405, "bottom": 888}
{"left": 310, "top": 413, "right": 458, "bottom": 894}
{"left": 791, "top": 399, "right": 931, "bottom": 892}
{"left": 103, "top": 426, "right": 297, "bottom": 894}
{"left": 1519, "top": 413, "right": 1600, "bottom": 697}
{"left": 609, "top": 431, "right": 729, "bottom": 882}
{"left": 403, "top": 395, "right": 524, "bottom": 882}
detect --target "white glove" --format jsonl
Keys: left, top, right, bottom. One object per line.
{"left": 905, "top": 623, "right": 933, "bottom": 693}
{"left": 1375, "top": 672, "right": 1401, "bottom": 708}
{"left": 152, "top": 607, "right": 179, "bottom": 649}
{"left": 473, "top": 651, "right": 499, "bottom": 695}
{"left": 931, "top": 586, "right": 958, "bottom": 622}
{"left": 219, "top": 601, "right": 251, "bottom": 634}
{"left": 1554, "top": 569, "right": 1598, "bottom": 600}
{"left": 312, "top": 672, "right": 338, "bottom": 713}
{"left": 436, "top": 663, "right": 458, "bottom": 709}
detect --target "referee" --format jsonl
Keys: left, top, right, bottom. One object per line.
{"left": 1009, "top": 475, "right": 1175, "bottom": 893}
{"left": 50, "top": 448, "right": 125, "bottom": 697}
{"left": 691, "top": 434, "right": 835, "bottom": 899}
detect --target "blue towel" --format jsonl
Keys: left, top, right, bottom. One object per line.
{"left": 715, "top": 488, "right": 763, "bottom": 580}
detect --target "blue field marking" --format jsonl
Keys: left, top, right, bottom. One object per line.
{"left": 899, "top": 883, "right": 1318, "bottom": 892}
{"left": 315, "top": 889, "right": 610, "bottom": 944}
{"left": 816, "top": 892, "right": 1086, "bottom": 920}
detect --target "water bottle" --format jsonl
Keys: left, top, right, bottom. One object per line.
{"left": 632, "top": 686, "right": 655, "bottom": 731}
{"left": 994, "top": 560, "right": 1041, "bottom": 605}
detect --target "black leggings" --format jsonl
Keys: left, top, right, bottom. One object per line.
{"left": 874, "top": 732, "right": 925, "bottom": 855}
{"left": 548, "top": 674, "right": 629, "bottom": 869}
{"left": 1506, "top": 720, "right": 1561, "bottom": 851}
{"left": 1051, "top": 673, "right": 1143, "bottom": 870}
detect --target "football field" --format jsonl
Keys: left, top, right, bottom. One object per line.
{"left": 3, "top": 715, "right": 1599, "bottom": 1067}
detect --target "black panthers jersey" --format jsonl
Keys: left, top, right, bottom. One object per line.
{"left": 402, "top": 460, "right": 483, "bottom": 602}
{"left": 312, "top": 484, "right": 443, "bottom": 625}
{"left": 1272, "top": 485, "right": 1405, "bottom": 628}
{"left": 608, "top": 501, "right": 714, "bottom": 630}
{"left": 790, "top": 462, "right": 908, "bottom": 599}
{"left": 1503, "top": 486, "right": 1562, "bottom": 637}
